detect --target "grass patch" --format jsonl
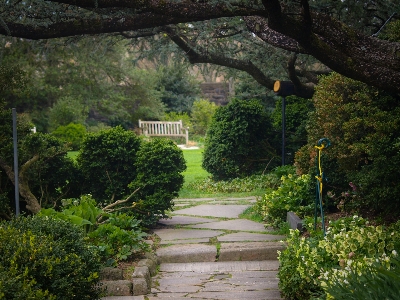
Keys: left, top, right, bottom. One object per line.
{"left": 181, "top": 148, "right": 210, "bottom": 185}
{"left": 239, "top": 205, "right": 264, "bottom": 223}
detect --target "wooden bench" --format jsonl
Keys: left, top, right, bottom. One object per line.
{"left": 138, "top": 120, "right": 189, "bottom": 145}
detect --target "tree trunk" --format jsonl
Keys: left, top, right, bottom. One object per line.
{"left": 0, "top": 155, "right": 42, "bottom": 214}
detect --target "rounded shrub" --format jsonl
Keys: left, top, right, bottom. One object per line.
{"left": 0, "top": 216, "right": 102, "bottom": 299}
{"left": 77, "top": 126, "right": 142, "bottom": 202}
{"left": 129, "top": 138, "right": 186, "bottom": 226}
{"left": 202, "top": 98, "right": 275, "bottom": 180}
{"left": 52, "top": 123, "right": 87, "bottom": 150}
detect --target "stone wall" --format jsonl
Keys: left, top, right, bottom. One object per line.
{"left": 200, "top": 82, "right": 231, "bottom": 106}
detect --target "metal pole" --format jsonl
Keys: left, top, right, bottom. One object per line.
{"left": 282, "top": 97, "right": 286, "bottom": 166}
{"left": 12, "top": 108, "right": 20, "bottom": 216}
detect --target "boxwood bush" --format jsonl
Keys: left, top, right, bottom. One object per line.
{"left": 77, "top": 126, "right": 142, "bottom": 202}
{"left": 129, "top": 138, "right": 186, "bottom": 226}
{"left": 202, "top": 98, "right": 276, "bottom": 180}
{"left": 0, "top": 216, "right": 102, "bottom": 300}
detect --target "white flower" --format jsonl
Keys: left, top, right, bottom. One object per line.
{"left": 392, "top": 250, "right": 398, "bottom": 256}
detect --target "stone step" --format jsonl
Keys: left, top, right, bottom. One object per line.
{"left": 148, "top": 260, "right": 282, "bottom": 300}
{"left": 156, "top": 242, "right": 285, "bottom": 264}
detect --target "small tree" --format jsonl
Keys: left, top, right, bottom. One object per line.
{"left": 202, "top": 98, "right": 276, "bottom": 180}
{"left": 0, "top": 102, "right": 77, "bottom": 216}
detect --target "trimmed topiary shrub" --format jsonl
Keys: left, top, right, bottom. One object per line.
{"left": 129, "top": 138, "right": 186, "bottom": 226}
{"left": 202, "top": 98, "right": 276, "bottom": 180}
{"left": 77, "top": 126, "right": 142, "bottom": 202}
{"left": 0, "top": 216, "right": 102, "bottom": 299}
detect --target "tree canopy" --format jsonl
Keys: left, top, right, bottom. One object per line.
{"left": 1, "top": 1, "right": 400, "bottom": 97}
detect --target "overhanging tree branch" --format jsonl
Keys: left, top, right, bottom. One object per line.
{"left": 164, "top": 25, "right": 276, "bottom": 91}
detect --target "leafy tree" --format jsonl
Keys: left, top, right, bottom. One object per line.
{"left": 155, "top": 64, "right": 201, "bottom": 113}
{"left": 202, "top": 98, "right": 277, "bottom": 180}
{"left": 295, "top": 72, "right": 400, "bottom": 218}
{"left": 0, "top": 36, "right": 166, "bottom": 132}
{"left": 48, "top": 96, "right": 88, "bottom": 131}
{"left": 2, "top": 1, "right": 399, "bottom": 97}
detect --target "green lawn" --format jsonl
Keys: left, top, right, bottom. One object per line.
{"left": 181, "top": 148, "right": 209, "bottom": 185}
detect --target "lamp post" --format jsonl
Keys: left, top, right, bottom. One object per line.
{"left": 273, "top": 81, "right": 295, "bottom": 166}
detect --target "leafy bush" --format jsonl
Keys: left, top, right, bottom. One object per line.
{"left": 129, "top": 138, "right": 186, "bottom": 226}
{"left": 187, "top": 174, "right": 281, "bottom": 194}
{"left": 52, "top": 123, "right": 87, "bottom": 150}
{"left": 202, "top": 98, "right": 276, "bottom": 180}
{"left": 190, "top": 99, "right": 217, "bottom": 135}
{"left": 39, "top": 195, "right": 149, "bottom": 265}
{"left": 77, "top": 126, "right": 142, "bottom": 202}
{"left": 295, "top": 72, "right": 400, "bottom": 218}
{"left": 322, "top": 256, "right": 400, "bottom": 300}
{"left": 0, "top": 216, "right": 102, "bottom": 300}
{"left": 278, "top": 216, "right": 400, "bottom": 299}
{"left": 39, "top": 194, "right": 103, "bottom": 233}
{"left": 256, "top": 172, "right": 314, "bottom": 228}
{"left": 88, "top": 221, "right": 149, "bottom": 266}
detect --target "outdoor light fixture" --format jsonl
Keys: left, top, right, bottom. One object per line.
{"left": 274, "top": 81, "right": 295, "bottom": 166}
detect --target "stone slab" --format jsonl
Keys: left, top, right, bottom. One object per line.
{"left": 159, "top": 238, "right": 212, "bottom": 245}
{"left": 187, "top": 290, "right": 282, "bottom": 299}
{"left": 218, "top": 242, "right": 284, "bottom": 262}
{"left": 102, "top": 280, "right": 132, "bottom": 296}
{"left": 188, "top": 219, "right": 268, "bottom": 232}
{"left": 218, "top": 232, "right": 286, "bottom": 242}
{"left": 173, "top": 205, "right": 250, "bottom": 218}
{"left": 102, "top": 297, "right": 145, "bottom": 300}
{"left": 147, "top": 293, "right": 189, "bottom": 299}
{"left": 156, "top": 244, "right": 217, "bottom": 263}
{"left": 153, "top": 228, "right": 224, "bottom": 243}
{"left": 159, "top": 261, "right": 280, "bottom": 272}
{"left": 158, "top": 215, "right": 217, "bottom": 226}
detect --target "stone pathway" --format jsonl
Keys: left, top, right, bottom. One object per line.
{"left": 103, "top": 197, "right": 286, "bottom": 300}
{"left": 151, "top": 197, "right": 285, "bottom": 299}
